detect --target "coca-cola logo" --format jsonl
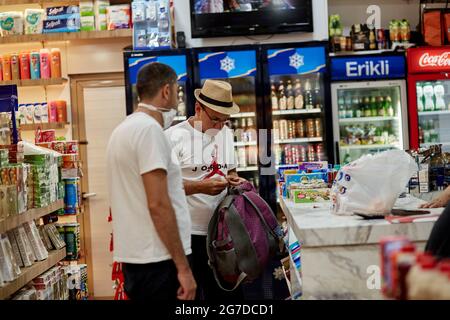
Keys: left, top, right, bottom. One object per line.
{"left": 418, "top": 52, "right": 450, "bottom": 68}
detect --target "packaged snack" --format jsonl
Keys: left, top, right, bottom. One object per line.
{"left": 0, "top": 12, "right": 24, "bottom": 36}
{"left": 65, "top": 141, "right": 78, "bottom": 154}
{"left": 106, "top": 4, "right": 131, "bottom": 30}
{"left": 51, "top": 141, "right": 66, "bottom": 154}
{"left": 46, "top": 6, "right": 80, "bottom": 20}
{"left": 96, "top": 14, "right": 107, "bottom": 30}
{"left": 30, "top": 50, "right": 41, "bottom": 80}
{"left": 41, "top": 130, "right": 56, "bottom": 142}
{"left": 80, "top": 1, "right": 95, "bottom": 17}
{"left": 6, "top": 185, "right": 18, "bottom": 217}
{"left": 95, "top": 0, "right": 110, "bottom": 15}
{"left": 6, "top": 231, "right": 24, "bottom": 267}
{"left": 24, "top": 9, "right": 45, "bottom": 35}
{"left": 80, "top": 16, "right": 95, "bottom": 31}
{"left": 50, "top": 48, "right": 61, "bottom": 79}
{"left": 291, "top": 188, "right": 331, "bottom": 204}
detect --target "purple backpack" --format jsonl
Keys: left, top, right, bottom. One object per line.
{"left": 207, "top": 182, "right": 284, "bottom": 291}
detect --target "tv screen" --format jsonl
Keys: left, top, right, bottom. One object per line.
{"left": 190, "top": 0, "right": 313, "bottom": 38}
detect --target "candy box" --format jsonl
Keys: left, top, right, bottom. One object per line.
{"left": 291, "top": 188, "right": 331, "bottom": 204}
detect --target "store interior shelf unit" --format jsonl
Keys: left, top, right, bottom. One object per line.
{"left": 0, "top": 78, "right": 67, "bottom": 87}
{"left": 275, "top": 137, "right": 323, "bottom": 144}
{"left": 340, "top": 144, "right": 399, "bottom": 150}
{"left": 0, "top": 199, "right": 64, "bottom": 234}
{"left": 272, "top": 109, "right": 321, "bottom": 116}
{"left": 339, "top": 116, "right": 398, "bottom": 123}
{"left": 0, "top": 29, "right": 132, "bottom": 44}
{"left": 0, "top": 248, "right": 66, "bottom": 300}
{"left": 418, "top": 110, "right": 450, "bottom": 116}
{"left": 231, "top": 112, "right": 256, "bottom": 118}
{"left": 20, "top": 122, "right": 69, "bottom": 131}
{"left": 0, "top": 0, "right": 131, "bottom": 5}
{"left": 236, "top": 166, "right": 258, "bottom": 172}
{"left": 235, "top": 141, "right": 257, "bottom": 147}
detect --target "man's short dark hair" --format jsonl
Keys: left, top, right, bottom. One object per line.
{"left": 136, "top": 62, "right": 177, "bottom": 101}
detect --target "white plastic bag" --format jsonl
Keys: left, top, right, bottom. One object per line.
{"left": 331, "top": 150, "right": 418, "bottom": 216}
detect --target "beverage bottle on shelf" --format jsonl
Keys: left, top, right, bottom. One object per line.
{"left": 287, "top": 120, "right": 295, "bottom": 139}
{"left": 364, "top": 97, "right": 372, "bottom": 117}
{"left": 279, "top": 119, "right": 288, "bottom": 140}
{"left": 279, "top": 89, "right": 287, "bottom": 110}
{"left": 273, "top": 120, "right": 280, "bottom": 142}
{"left": 240, "top": 118, "right": 248, "bottom": 142}
{"left": 434, "top": 82, "right": 446, "bottom": 111}
{"left": 278, "top": 80, "right": 285, "bottom": 95}
{"left": 346, "top": 100, "right": 354, "bottom": 119}
{"left": 338, "top": 93, "right": 346, "bottom": 118}
{"left": 314, "top": 75, "right": 323, "bottom": 109}
{"left": 304, "top": 79, "right": 314, "bottom": 109}
{"left": 385, "top": 96, "right": 395, "bottom": 117}
{"left": 271, "top": 83, "right": 279, "bottom": 110}
{"left": 286, "top": 80, "right": 294, "bottom": 110}
{"left": 370, "top": 96, "right": 378, "bottom": 117}
{"left": 307, "top": 145, "right": 315, "bottom": 161}
{"left": 233, "top": 119, "right": 242, "bottom": 142}
{"left": 238, "top": 147, "right": 247, "bottom": 167}
{"left": 369, "top": 27, "right": 377, "bottom": 50}
{"left": 294, "top": 79, "right": 304, "bottom": 109}
{"left": 315, "top": 118, "right": 322, "bottom": 138}
{"left": 417, "top": 83, "right": 425, "bottom": 112}
{"left": 429, "top": 119, "right": 439, "bottom": 143}
{"left": 378, "top": 96, "right": 386, "bottom": 117}
{"left": 247, "top": 118, "right": 257, "bottom": 142}
{"left": 306, "top": 119, "right": 315, "bottom": 138}
{"left": 296, "top": 119, "right": 305, "bottom": 138}
{"left": 354, "top": 96, "right": 362, "bottom": 118}
{"left": 423, "top": 83, "right": 435, "bottom": 111}
{"left": 247, "top": 146, "right": 258, "bottom": 166}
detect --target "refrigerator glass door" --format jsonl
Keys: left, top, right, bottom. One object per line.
{"left": 416, "top": 80, "right": 450, "bottom": 152}
{"left": 197, "top": 50, "right": 259, "bottom": 189}
{"left": 127, "top": 54, "right": 188, "bottom": 123}
{"left": 332, "top": 81, "right": 407, "bottom": 164}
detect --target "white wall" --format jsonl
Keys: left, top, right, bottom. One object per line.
{"left": 173, "top": 0, "right": 329, "bottom": 47}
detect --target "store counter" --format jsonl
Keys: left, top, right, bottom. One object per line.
{"left": 280, "top": 194, "right": 444, "bottom": 300}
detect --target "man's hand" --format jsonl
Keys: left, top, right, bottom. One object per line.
{"left": 227, "top": 175, "right": 247, "bottom": 187}
{"left": 177, "top": 268, "right": 197, "bottom": 300}
{"left": 200, "top": 177, "right": 229, "bottom": 195}
{"left": 420, "top": 194, "right": 450, "bottom": 208}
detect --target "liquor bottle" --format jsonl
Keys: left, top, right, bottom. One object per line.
{"left": 377, "top": 96, "right": 385, "bottom": 117}
{"left": 271, "top": 83, "right": 279, "bottom": 110}
{"left": 286, "top": 80, "right": 295, "bottom": 110}
{"left": 423, "top": 83, "right": 435, "bottom": 111}
{"left": 314, "top": 74, "right": 323, "bottom": 109}
{"left": 279, "top": 90, "right": 287, "bottom": 110}
{"left": 247, "top": 146, "right": 258, "bottom": 166}
{"left": 233, "top": 119, "right": 241, "bottom": 142}
{"left": 338, "top": 93, "right": 346, "bottom": 118}
{"left": 385, "top": 96, "right": 395, "bottom": 117}
{"left": 364, "top": 97, "right": 371, "bottom": 117}
{"left": 434, "top": 82, "right": 446, "bottom": 111}
{"left": 304, "top": 79, "right": 314, "bottom": 109}
{"left": 370, "top": 96, "right": 378, "bottom": 117}
{"left": 354, "top": 96, "right": 362, "bottom": 118}
{"left": 416, "top": 84, "right": 424, "bottom": 112}
{"left": 369, "top": 27, "right": 377, "bottom": 50}
{"left": 294, "top": 79, "right": 304, "bottom": 109}
{"left": 177, "top": 87, "right": 186, "bottom": 116}
{"left": 246, "top": 118, "right": 256, "bottom": 142}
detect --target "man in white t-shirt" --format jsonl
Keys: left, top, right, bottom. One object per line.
{"left": 165, "top": 80, "right": 246, "bottom": 300}
{"left": 106, "top": 62, "right": 196, "bottom": 301}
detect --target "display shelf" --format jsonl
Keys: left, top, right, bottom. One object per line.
{"left": 421, "top": 142, "right": 450, "bottom": 147}
{"left": 272, "top": 109, "right": 321, "bottom": 116}
{"left": 340, "top": 144, "right": 399, "bottom": 150}
{"left": 20, "top": 122, "right": 69, "bottom": 131}
{"left": 329, "top": 43, "right": 414, "bottom": 57}
{"left": 174, "top": 116, "right": 187, "bottom": 121}
{"left": 339, "top": 116, "right": 398, "bottom": 123}
{"left": 231, "top": 112, "right": 256, "bottom": 118}
{"left": 0, "top": 200, "right": 64, "bottom": 234}
{"left": 236, "top": 166, "right": 258, "bottom": 172}
{"left": 0, "top": 78, "right": 67, "bottom": 87}
{"left": 275, "top": 137, "right": 323, "bottom": 144}
{"left": 418, "top": 110, "right": 450, "bottom": 116}
{"left": 235, "top": 141, "right": 257, "bottom": 147}
{"left": 0, "top": 0, "right": 130, "bottom": 4}
{"left": 0, "top": 248, "right": 66, "bottom": 300}
{"left": 0, "top": 29, "right": 132, "bottom": 44}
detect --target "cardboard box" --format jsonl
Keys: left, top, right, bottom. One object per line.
{"left": 291, "top": 188, "right": 331, "bottom": 204}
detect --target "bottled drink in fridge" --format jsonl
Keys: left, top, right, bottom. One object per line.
{"left": 273, "top": 120, "right": 280, "bottom": 141}
{"left": 354, "top": 96, "right": 362, "bottom": 118}
{"left": 307, "top": 145, "right": 315, "bottom": 161}
{"left": 247, "top": 146, "right": 258, "bottom": 166}
{"left": 385, "top": 96, "right": 395, "bottom": 117}
{"left": 417, "top": 84, "right": 424, "bottom": 112}
{"left": 316, "top": 144, "right": 324, "bottom": 161}
{"left": 287, "top": 80, "right": 294, "bottom": 110}
{"left": 238, "top": 147, "right": 247, "bottom": 167}
{"left": 304, "top": 79, "right": 314, "bottom": 109}
{"left": 279, "top": 119, "right": 288, "bottom": 140}
{"left": 370, "top": 96, "right": 378, "bottom": 117}
{"left": 247, "top": 118, "right": 256, "bottom": 142}
{"left": 294, "top": 79, "right": 304, "bottom": 109}
{"left": 306, "top": 119, "right": 315, "bottom": 138}
{"left": 377, "top": 96, "right": 385, "bottom": 117}
{"left": 279, "top": 90, "right": 287, "bottom": 110}
{"left": 271, "top": 83, "right": 279, "bottom": 110}
{"left": 346, "top": 102, "right": 354, "bottom": 119}
{"left": 299, "top": 145, "right": 306, "bottom": 162}
{"left": 419, "top": 126, "right": 424, "bottom": 145}
{"left": 314, "top": 118, "right": 322, "bottom": 137}
{"left": 240, "top": 118, "right": 248, "bottom": 142}
{"left": 423, "top": 83, "right": 435, "bottom": 111}
{"left": 288, "top": 120, "right": 295, "bottom": 139}
{"left": 338, "top": 93, "right": 346, "bottom": 118}
{"left": 343, "top": 153, "right": 352, "bottom": 164}
{"left": 296, "top": 119, "right": 305, "bottom": 138}
{"left": 314, "top": 74, "right": 323, "bottom": 109}
{"left": 434, "top": 82, "right": 446, "bottom": 111}
{"left": 364, "top": 97, "right": 372, "bottom": 117}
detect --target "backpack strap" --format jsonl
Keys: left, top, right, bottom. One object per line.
{"left": 242, "top": 192, "right": 279, "bottom": 240}
{"left": 208, "top": 264, "right": 248, "bottom": 292}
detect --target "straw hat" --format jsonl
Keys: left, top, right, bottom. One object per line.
{"left": 194, "top": 79, "right": 240, "bottom": 115}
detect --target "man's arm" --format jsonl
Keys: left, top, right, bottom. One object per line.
{"left": 142, "top": 169, "right": 196, "bottom": 300}
{"left": 183, "top": 178, "right": 228, "bottom": 196}
{"left": 226, "top": 169, "right": 247, "bottom": 187}
{"left": 420, "top": 186, "right": 450, "bottom": 208}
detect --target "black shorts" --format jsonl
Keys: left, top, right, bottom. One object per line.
{"left": 122, "top": 255, "right": 192, "bottom": 301}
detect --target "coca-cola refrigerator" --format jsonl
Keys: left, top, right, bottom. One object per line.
{"left": 330, "top": 52, "right": 409, "bottom": 164}
{"left": 407, "top": 47, "right": 450, "bottom": 152}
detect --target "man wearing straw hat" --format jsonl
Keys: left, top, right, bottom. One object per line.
{"left": 166, "top": 79, "right": 247, "bottom": 300}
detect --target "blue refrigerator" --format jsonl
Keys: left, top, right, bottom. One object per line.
{"left": 123, "top": 49, "right": 195, "bottom": 125}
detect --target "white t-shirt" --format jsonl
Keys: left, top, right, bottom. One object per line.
{"left": 106, "top": 112, "right": 192, "bottom": 264}
{"left": 165, "top": 120, "right": 237, "bottom": 236}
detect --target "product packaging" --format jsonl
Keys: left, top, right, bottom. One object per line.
{"left": 0, "top": 234, "right": 21, "bottom": 282}
{"left": 106, "top": 4, "right": 131, "bottom": 30}
{"left": 14, "top": 225, "right": 37, "bottom": 266}
{"left": 38, "top": 224, "right": 54, "bottom": 251}
{"left": 44, "top": 223, "right": 66, "bottom": 250}
{"left": 80, "top": 16, "right": 95, "bottom": 31}
{"left": 6, "top": 231, "right": 24, "bottom": 267}
{"left": 10, "top": 53, "right": 20, "bottom": 80}
{"left": 33, "top": 102, "right": 42, "bottom": 124}
{"left": 80, "top": 1, "right": 95, "bottom": 17}
{"left": 2, "top": 54, "right": 12, "bottom": 81}
{"left": 39, "top": 49, "right": 51, "bottom": 79}
{"left": 0, "top": 12, "right": 24, "bottom": 36}
{"left": 95, "top": 0, "right": 109, "bottom": 30}
{"left": 64, "top": 178, "right": 79, "bottom": 214}
{"left": 50, "top": 48, "right": 61, "bottom": 78}
{"left": 25, "top": 104, "right": 34, "bottom": 124}
{"left": 23, "top": 221, "right": 49, "bottom": 261}
{"left": 43, "top": 18, "right": 80, "bottom": 33}
{"left": 45, "top": 6, "right": 80, "bottom": 20}
{"left": 291, "top": 188, "right": 331, "bottom": 204}
{"left": 41, "top": 103, "right": 49, "bottom": 123}
{"left": 30, "top": 50, "right": 40, "bottom": 79}
{"left": 24, "top": 9, "right": 45, "bottom": 35}
{"left": 19, "top": 51, "right": 31, "bottom": 80}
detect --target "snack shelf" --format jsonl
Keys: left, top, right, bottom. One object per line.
{"left": 0, "top": 248, "right": 66, "bottom": 300}
{"left": 20, "top": 122, "right": 69, "bottom": 131}
{"left": 0, "top": 199, "right": 64, "bottom": 234}
{"left": 235, "top": 141, "right": 257, "bottom": 147}
{"left": 0, "top": 29, "right": 132, "bottom": 44}
{"left": 418, "top": 110, "right": 450, "bottom": 116}
{"left": 231, "top": 112, "right": 256, "bottom": 118}
{"left": 339, "top": 116, "right": 398, "bottom": 123}
{"left": 0, "top": 78, "right": 67, "bottom": 87}
{"left": 236, "top": 166, "right": 258, "bottom": 172}
{"left": 275, "top": 137, "right": 323, "bottom": 144}
{"left": 272, "top": 109, "right": 322, "bottom": 116}
{"left": 340, "top": 144, "right": 399, "bottom": 150}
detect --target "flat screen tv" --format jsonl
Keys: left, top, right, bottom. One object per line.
{"left": 190, "top": 0, "right": 313, "bottom": 38}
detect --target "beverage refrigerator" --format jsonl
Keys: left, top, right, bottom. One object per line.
{"left": 192, "top": 45, "right": 264, "bottom": 190}
{"left": 123, "top": 48, "right": 195, "bottom": 124}
{"left": 260, "top": 42, "right": 334, "bottom": 208}
{"left": 330, "top": 52, "right": 409, "bottom": 164}
{"left": 407, "top": 47, "right": 450, "bottom": 152}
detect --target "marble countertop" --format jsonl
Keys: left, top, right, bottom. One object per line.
{"left": 281, "top": 194, "right": 444, "bottom": 248}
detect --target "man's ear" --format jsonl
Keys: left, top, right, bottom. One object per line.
{"left": 162, "top": 84, "right": 170, "bottom": 100}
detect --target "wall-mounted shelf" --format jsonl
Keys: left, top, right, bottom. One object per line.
{"left": 0, "top": 78, "right": 67, "bottom": 87}
{"left": 341, "top": 144, "right": 399, "bottom": 150}
{"left": 273, "top": 109, "right": 322, "bottom": 116}
{"left": 0, "top": 248, "right": 66, "bottom": 300}
{"left": 0, "top": 199, "right": 64, "bottom": 234}
{"left": 275, "top": 137, "right": 323, "bottom": 144}
{"left": 0, "top": 29, "right": 132, "bottom": 44}
{"left": 339, "top": 116, "right": 398, "bottom": 124}
{"left": 20, "top": 122, "right": 69, "bottom": 131}
{"left": 231, "top": 112, "right": 256, "bottom": 118}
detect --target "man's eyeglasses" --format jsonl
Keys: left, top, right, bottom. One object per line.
{"left": 201, "top": 106, "right": 230, "bottom": 125}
